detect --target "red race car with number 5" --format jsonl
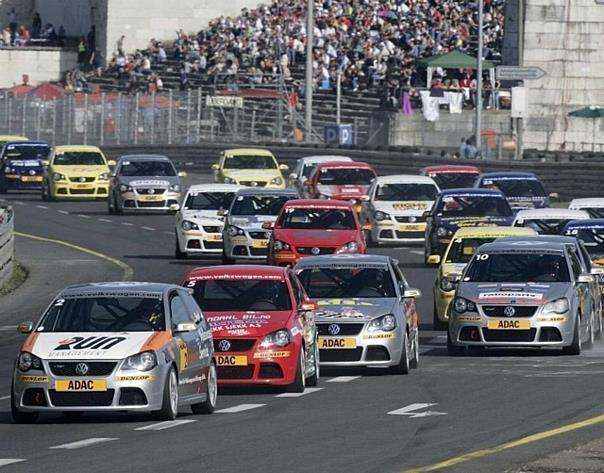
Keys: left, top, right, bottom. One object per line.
{"left": 182, "top": 265, "right": 320, "bottom": 392}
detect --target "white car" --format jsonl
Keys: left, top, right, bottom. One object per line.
{"left": 288, "top": 155, "right": 352, "bottom": 194}
{"left": 175, "top": 184, "right": 242, "bottom": 258}
{"left": 363, "top": 175, "right": 440, "bottom": 245}
{"left": 569, "top": 198, "right": 604, "bottom": 219}
{"left": 513, "top": 208, "right": 590, "bottom": 234}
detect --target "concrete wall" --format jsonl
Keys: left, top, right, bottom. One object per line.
{"left": 0, "top": 48, "right": 77, "bottom": 87}
{"left": 523, "top": 0, "right": 604, "bottom": 152}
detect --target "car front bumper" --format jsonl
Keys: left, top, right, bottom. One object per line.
{"left": 223, "top": 234, "right": 269, "bottom": 261}
{"left": 371, "top": 221, "right": 426, "bottom": 244}
{"left": 51, "top": 182, "right": 109, "bottom": 199}
{"left": 434, "top": 284, "right": 455, "bottom": 323}
{"left": 177, "top": 229, "right": 224, "bottom": 255}
{"left": 4, "top": 174, "right": 43, "bottom": 190}
{"left": 117, "top": 190, "right": 180, "bottom": 211}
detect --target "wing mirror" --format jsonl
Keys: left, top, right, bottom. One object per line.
{"left": 422, "top": 210, "right": 432, "bottom": 218}
{"left": 41, "top": 160, "right": 49, "bottom": 167}
{"left": 289, "top": 172, "right": 298, "bottom": 180}
{"left": 403, "top": 288, "right": 422, "bottom": 298}
{"left": 360, "top": 195, "right": 370, "bottom": 202}
{"left": 279, "top": 164, "right": 289, "bottom": 171}
{"left": 590, "top": 267, "right": 604, "bottom": 275}
{"left": 427, "top": 254, "right": 441, "bottom": 265}
{"left": 107, "top": 159, "right": 116, "bottom": 166}
{"left": 300, "top": 301, "right": 319, "bottom": 312}
{"left": 549, "top": 192, "right": 559, "bottom": 199}
{"left": 174, "top": 322, "right": 197, "bottom": 333}
{"left": 578, "top": 274, "right": 595, "bottom": 283}
{"left": 18, "top": 322, "right": 33, "bottom": 334}
{"left": 211, "top": 164, "right": 220, "bottom": 171}
{"left": 218, "top": 209, "right": 229, "bottom": 217}
{"left": 261, "top": 222, "right": 274, "bottom": 230}
{"left": 178, "top": 171, "right": 187, "bottom": 177}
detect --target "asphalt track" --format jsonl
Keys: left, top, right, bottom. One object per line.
{"left": 2, "top": 174, "right": 604, "bottom": 473}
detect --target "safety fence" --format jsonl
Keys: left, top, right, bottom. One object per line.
{"left": 0, "top": 206, "right": 14, "bottom": 289}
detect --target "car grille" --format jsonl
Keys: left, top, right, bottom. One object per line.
{"left": 70, "top": 189, "right": 96, "bottom": 195}
{"left": 259, "top": 363, "right": 284, "bottom": 379}
{"left": 203, "top": 226, "right": 221, "bottom": 233}
{"left": 69, "top": 177, "right": 95, "bottom": 183}
{"left": 395, "top": 231, "right": 424, "bottom": 239}
{"left": 250, "top": 247, "right": 268, "bottom": 256}
{"left": 481, "top": 306, "right": 538, "bottom": 318}
{"left": 395, "top": 216, "right": 426, "bottom": 223}
{"left": 319, "top": 347, "right": 363, "bottom": 362}
{"left": 137, "top": 200, "right": 166, "bottom": 208}
{"left": 297, "top": 247, "right": 336, "bottom": 255}
{"left": 203, "top": 241, "right": 222, "bottom": 250}
{"left": 136, "top": 188, "right": 166, "bottom": 195}
{"left": 213, "top": 339, "right": 256, "bottom": 352}
{"left": 317, "top": 323, "right": 364, "bottom": 336}
{"left": 249, "top": 231, "right": 270, "bottom": 240}
{"left": 482, "top": 328, "right": 537, "bottom": 342}
{"left": 49, "top": 390, "right": 115, "bottom": 407}
{"left": 49, "top": 361, "right": 117, "bottom": 376}
{"left": 217, "top": 365, "right": 254, "bottom": 379}
{"left": 240, "top": 181, "right": 267, "bottom": 187}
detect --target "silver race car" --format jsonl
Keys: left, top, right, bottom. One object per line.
{"left": 12, "top": 282, "right": 216, "bottom": 423}
{"left": 448, "top": 239, "right": 597, "bottom": 355}
{"left": 295, "top": 254, "right": 420, "bottom": 374}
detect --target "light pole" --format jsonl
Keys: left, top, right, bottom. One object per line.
{"left": 305, "top": 0, "right": 314, "bottom": 142}
{"left": 475, "top": 0, "right": 484, "bottom": 157}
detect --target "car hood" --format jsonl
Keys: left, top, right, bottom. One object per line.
{"left": 51, "top": 165, "right": 109, "bottom": 176}
{"left": 438, "top": 216, "right": 513, "bottom": 230}
{"left": 374, "top": 200, "right": 433, "bottom": 216}
{"left": 458, "top": 282, "right": 569, "bottom": 305}
{"left": 205, "top": 311, "right": 293, "bottom": 338}
{"left": 274, "top": 229, "right": 359, "bottom": 247}
{"left": 317, "top": 184, "right": 369, "bottom": 199}
{"left": 222, "top": 169, "right": 282, "bottom": 181}
{"left": 180, "top": 209, "right": 224, "bottom": 224}
{"left": 4, "top": 159, "right": 43, "bottom": 171}
{"left": 228, "top": 215, "right": 277, "bottom": 229}
{"left": 30, "top": 332, "right": 155, "bottom": 360}
{"left": 119, "top": 176, "right": 178, "bottom": 187}
{"left": 507, "top": 196, "right": 549, "bottom": 211}
{"left": 315, "top": 298, "right": 397, "bottom": 323}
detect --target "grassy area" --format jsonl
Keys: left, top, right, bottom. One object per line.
{"left": 0, "top": 263, "right": 28, "bottom": 297}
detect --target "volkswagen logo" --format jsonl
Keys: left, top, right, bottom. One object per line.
{"left": 311, "top": 247, "right": 321, "bottom": 255}
{"left": 327, "top": 324, "right": 341, "bottom": 335}
{"left": 79, "top": 177, "right": 86, "bottom": 183}
{"left": 29, "top": 170, "right": 36, "bottom": 176}
{"left": 251, "top": 181, "right": 258, "bottom": 187}
{"left": 408, "top": 216, "right": 417, "bottom": 223}
{"left": 148, "top": 188, "right": 155, "bottom": 195}
{"left": 504, "top": 306, "right": 516, "bottom": 317}
{"left": 75, "top": 363, "right": 89, "bottom": 376}
{"left": 217, "top": 340, "right": 231, "bottom": 352}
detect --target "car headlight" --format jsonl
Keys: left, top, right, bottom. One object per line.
{"left": 119, "top": 184, "right": 133, "bottom": 193}
{"left": 227, "top": 225, "right": 245, "bottom": 237}
{"left": 52, "top": 172, "right": 66, "bottom": 181}
{"left": 17, "top": 352, "right": 44, "bottom": 372}
{"left": 182, "top": 220, "right": 199, "bottom": 231}
{"left": 375, "top": 211, "right": 391, "bottom": 221}
{"left": 5, "top": 167, "right": 13, "bottom": 173}
{"left": 122, "top": 351, "right": 157, "bottom": 371}
{"left": 223, "top": 177, "right": 236, "bottom": 184}
{"left": 270, "top": 177, "right": 283, "bottom": 185}
{"left": 440, "top": 277, "right": 456, "bottom": 292}
{"left": 273, "top": 240, "right": 290, "bottom": 252}
{"left": 169, "top": 184, "right": 181, "bottom": 192}
{"left": 454, "top": 297, "right": 476, "bottom": 313}
{"left": 336, "top": 241, "right": 359, "bottom": 254}
{"left": 436, "top": 227, "right": 453, "bottom": 238}
{"left": 260, "top": 329, "right": 291, "bottom": 348}
{"left": 368, "top": 314, "right": 397, "bottom": 332}
{"left": 542, "top": 297, "right": 569, "bottom": 314}
{"left": 98, "top": 172, "right": 109, "bottom": 181}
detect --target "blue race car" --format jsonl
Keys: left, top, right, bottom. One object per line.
{"left": 0, "top": 141, "right": 50, "bottom": 193}
{"left": 563, "top": 219, "right": 604, "bottom": 267}
{"left": 423, "top": 188, "right": 514, "bottom": 264}
{"left": 474, "top": 172, "right": 552, "bottom": 212}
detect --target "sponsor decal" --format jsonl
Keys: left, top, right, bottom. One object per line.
{"left": 363, "top": 333, "right": 397, "bottom": 340}
{"left": 392, "top": 202, "right": 428, "bottom": 210}
{"left": 178, "top": 339, "right": 189, "bottom": 370}
{"left": 114, "top": 374, "right": 155, "bottom": 382}
{"left": 457, "top": 315, "right": 482, "bottom": 322}
{"left": 190, "top": 274, "right": 284, "bottom": 281}
{"left": 317, "top": 298, "right": 375, "bottom": 306}
{"left": 536, "top": 316, "right": 568, "bottom": 322}
{"left": 208, "top": 313, "right": 272, "bottom": 332}
{"left": 53, "top": 336, "right": 126, "bottom": 352}
{"left": 253, "top": 351, "right": 291, "bottom": 358}
{"left": 478, "top": 292, "right": 543, "bottom": 301}
{"left": 216, "top": 355, "right": 247, "bottom": 366}
{"left": 318, "top": 337, "right": 356, "bottom": 349}
{"left": 20, "top": 375, "right": 49, "bottom": 383}
{"left": 55, "top": 379, "right": 107, "bottom": 392}
{"left": 62, "top": 291, "right": 162, "bottom": 299}
{"left": 487, "top": 319, "right": 531, "bottom": 330}
{"left": 179, "top": 374, "right": 206, "bottom": 385}
{"left": 129, "top": 179, "right": 170, "bottom": 187}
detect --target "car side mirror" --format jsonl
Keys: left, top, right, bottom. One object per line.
{"left": 578, "top": 274, "right": 595, "bottom": 283}
{"left": 178, "top": 171, "right": 187, "bottom": 177}
{"left": 549, "top": 192, "right": 559, "bottom": 199}
{"left": 279, "top": 164, "right": 289, "bottom": 171}
{"left": 403, "top": 288, "right": 421, "bottom": 298}
{"left": 18, "top": 322, "right": 33, "bottom": 334}
{"left": 211, "top": 164, "right": 220, "bottom": 171}
{"left": 448, "top": 273, "right": 462, "bottom": 284}
{"left": 427, "top": 255, "right": 441, "bottom": 265}
{"left": 41, "top": 160, "right": 49, "bottom": 167}
{"left": 289, "top": 172, "right": 298, "bottom": 180}
{"left": 174, "top": 322, "right": 196, "bottom": 333}
{"left": 218, "top": 209, "right": 228, "bottom": 217}
{"left": 422, "top": 210, "right": 432, "bottom": 218}
{"left": 362, "top": 223, "right": 372, "bottom": 231}
{"left": 107, "top": 159, "right": 116, "bottom": 166}
{"left": 590, "top": 267, "right": 604, "bottom": 275}
{"left": 360, "top": 195, "right": 370, "bottom": 202}
{"left": 262, "top": 222, "right": 274, "bottom": 230}
{"left": 300, "top": 301, "right": 319, "bottom": 312}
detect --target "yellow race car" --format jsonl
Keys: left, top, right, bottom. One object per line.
{"left": 211, "top": 148, "right": 288, "bottom": 189}
{"left": 0, "top": 135, "right": 28, "bottom": 147}
{"left": 431, "top": 226, "right": 537, "bottom": 330}
{"left": 42, "top": 145, "right": 115, "bottom": 200}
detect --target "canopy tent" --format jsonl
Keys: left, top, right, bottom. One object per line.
{"left": 418, "top": 50, "right": 496, "bottom": 88}
{"left": 568, "top": 106, "right": 604, "bottom": 151}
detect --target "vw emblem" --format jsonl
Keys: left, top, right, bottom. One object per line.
{"left": 408, "top": 216, "right": 417, "bottom": 223}
{"left": 504, "top": 306, "right": 516, "bottom": 317}
{"left": 251, "top": 181, "right": 258, "bottom": 187}
{"left": 327, "top": 324, "right": 341, "bottom": 335}
{"left": 75, "top": 363, "right": 89, "bottom": 376}
{"left": 29, "top": 170, "right": 36, "bottom": 176}
{"left": 79, "top": 177, "right": 86, "bottom": 183}
{"left": 148, "top": 188, "right": 155, "bottom": 194}
{"left": 311, "top": 247, "right": 320, "bottom": 255}
{"left": 264, "top": 231, "right": 272, "bottom": 239}
{"left": 217, "top": 340, "right": 231, "bottom": 352}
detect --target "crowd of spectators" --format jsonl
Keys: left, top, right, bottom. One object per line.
{"left": 1, "top": 8, "right": 67, "bottom": 48}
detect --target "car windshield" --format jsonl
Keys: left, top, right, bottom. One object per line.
{"left": 119, "top": 160, "right": 176, "bottom": 177}
{"left": 279, "top": 208, "right": 356, "bottom": 230}
{"left": 375, "top": 183, "right": 438, "bottom": 201}
{"left": 445, "top": 237, "right": 498, "bottom": 264}
{"left": 436, "top": 195, "right": 512, "bottom": 218}
{"left": 429, "top": 172, "right": 477, "bottom": 189}
{"left": 318, "top": 168, "right": 375, "bottom": 185}
{"left": 38, "top": 296, "right": 165, "bottom": 332}
{"left": 464, "top": 252, "right": 570, "bottom": 283}
{"left": 224, "top": 155, "right": 277, "bottom": 170}
{"left": 54, "top": 151, "right": 105, "bottom": 166}
{"left": 298, "top": 267, "right": 396, "bottom": 298}
{"left": 184, "top": 192, "right": 235, "bottom": 211}
{"left": 2, "top": 144, "right": 50, "bottom": 160}
{"left": 515, "top": 218, "right": 571, "bottom": 235}
{"left": 569, "top": 228, "right": 604, "bottom": 259}
{"left": 231, "top": 194, "right": 294, "bottom": 216}
{"left": 190, "top": 279, "right": 291, "bottom": 311}
{"left": 581, "top": 208, "right": 604, "bottom": 219}
{"left": 482, "top": 178, "right": 546, "bottom": 198}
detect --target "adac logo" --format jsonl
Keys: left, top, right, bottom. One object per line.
{"left": 54, "top": 336, "right": 126, "bottom": 351}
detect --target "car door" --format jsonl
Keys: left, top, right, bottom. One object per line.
{"left": 169, "top": 290, "right": 199, "bottom": 398}
{"left": 568, "top": 250, "right": 592, "bottom": 334}
{"left": 182, "top": 292, "right": 213, "bottom": 398}
{"left": 390, "top": 261, "right": 410, "bottom": 327}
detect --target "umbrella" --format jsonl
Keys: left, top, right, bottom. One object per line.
{"left": 568, "top": 106, "right": 604, "bottom": 151}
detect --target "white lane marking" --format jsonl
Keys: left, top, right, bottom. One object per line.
{"left": 164, "top": 231, "right": 174, "bottom": 235}
{"left": 141, "top": 226, "right": 156, "bottom": 231}
{"left": 0, "top": 395, "right": 10, "bottom": 401}
{"left": 35, "top": 205, "right": 48, "bottom": 209}
{"left": 0, "top": 325, "right": 16, "bottom": 331}
{"left": 0, "top": 459, "right": 26, "bottom": 467}
{"left": 276, "top": 388, "right": 323, "bottom": 398}
{"left": 58, "top": 210, "right": 69, "bottom": 215}
{"left": 326, "top": 376, "right": 360, "bottom": 383}
{"left": 388, "top": 403, "right": 448, "bottom": 418}
{"left": 77, "top": 214, "right": 91, "bottom": 219}
{"left": 134, "top": 419, "right": 196, "bottom": 431}
{"left": 13, "top": 201, "right": 25, "bottom": 206}
{"left": 49, "top": 438, "right": 118, "bottom": 449}
{"left": 215, "top": 403, "right": 266, "bottom": 414}
{"left": 120, "top": 222, "right": 134, "bottom": 226}
{"left": 410, "top": 250, "right": 424, "bottom": 255}
{"left": 98, "top": 218, "right": 112, "bottom": 223}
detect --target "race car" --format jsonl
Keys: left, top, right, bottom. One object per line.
{"left": 0, "top": 141, "right": 50, "bottom": 193}
{"left": 475, "top": 172, "right": 553, "bottom": 212}
{"left": 303, "top": 161, "right": 377, "bottom": 212}
{"left": 175, "top": 184, "right": 243, "bottom": 259}
{"left": 563, "top": 219, "right": 604, "bottom": 267}
{"left": 211, "top": 148, "right": 288, "bottom": 188}
{"left": 512, "top": 208, "right": 590, "bottom": 234}
{"left": 267, "top": 199, "right": 366, "bottom": 266}
{"left": 42, "top": 145, "right": 115, "bottom": 201}
{"left": 108, "top": 154, "right": 185, "bottom": 214}
{"left": 295, "top": 254, "right": 420, "bottom": 373}
{"left": 182, "top": 265, "right": 319, "bottom": 391}
{"left": 11, "top": 282, "right": 217, "bottom": 423}
{"left": 448, "top": 239, "right": 597, "bottom": 355}
{"left": 431, "top": 226, "right": 537, "bottom": 330}
{"left": 424, "top": 188, "right": 514, "bottom": 265}
{"left": 222, "top": 188, "right": 299, "bottom": 264}
{"left": 569, "top": 198, "right": 604, "bottom": 218}
{"left": 420, "top": 165, "right": 480, "bottom": 190}
{"left": 0, "top": 135, "right": 28, "bottom": 147}
{"left": 288, "top": 155, "right": 352, "bottom": 194}
{"left": 363, "top": 174, "right": 440, "bottom": 245}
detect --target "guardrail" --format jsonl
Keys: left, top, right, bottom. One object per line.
{"left": 0, "top": 205, "right": 14, "bottom": 289}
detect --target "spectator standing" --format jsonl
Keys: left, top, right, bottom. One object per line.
{"left": 18, "top": 25, "right": 29, "bottom": 47}
{"left": 77, "top": 36, "right": 87, "bottom": 65}
{"left": 32, "top": 12, "right": 42, "bottom": 39}
{"left": 57, "top": 26, "right": 65, "bottom": 46}
{"left": 1, "top": 27, "right": 10, "bottom": 47}
{"left": 117, "top": 35, "right": 125, "bottom": 56}
{"left": 87, "top": 26, "right": 96, "bottom": 59}
{"left": 8, "top": 8, "right": 17, "bottom": 44}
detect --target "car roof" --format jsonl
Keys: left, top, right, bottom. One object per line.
{"left": 452, "top": 226, "right": 537, "bottom": 239}
{"left": 295, "top": 254, "right": 391, "bottom": 268}
{"left": 477, "top": 239, "right": 568, "bottom": 253}
{"left": 59, "top": 282, "right": 178, "bottom": 297}
{"left": 498, "top": 235, "right": 579, "bottom": 246}
{"left": 421, "top": 165, "right": 480, "bottom": 174}
{"left": 236, "top": 188, "right": 298, "bottom": 196}
{"left": 564, "top": 218, "right": 604, "bottom": 229}
{"left": 54, "top": 145, "right": 103, "bottom": 153}
{"left": 315, "top": 161, "right": 374, "bottom": 170}
{"left": 299, "top": 155, "right": 352, "bottom": 165}
{"left": 283, "top": 199, "right": 354, "bottom": 209}
{"left": 185, "top": 265, "right": 288, "bottom": 280}
{"left": 118, "top": 154, "right": 171, "bottom": 162}
{"left": 186, "top": 183, "right": 244, "bottom": 193}
{"left": 223, "top": 148, "right": 275, "bottom": 157}
{"left": 3, "top": 140, "right": 49, "bottom": 147}
{"left": 373, "top": 174, "right": 438, "bottom": 185}
{"left": 478, "top": 172, "right": 538, "bottom": 180}
{"left": 439, "top": 188, "right": 506, "bottom": 197}
{"left": 514, "top": 208, "right": 590, "bottom": 220}
{"left": 569, "top": 198, "right": 604, "bottom": 208}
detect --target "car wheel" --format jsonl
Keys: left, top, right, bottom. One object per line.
{"left": 433, "top": 302, "right": 447, "bottom": 331}
{"left": 391, "top": 329, "right": 410, "bottom": 374}
{"left": 41, "top": 181, "right": 50, "bottom": 202}
{"left": 587, "top": 309, "right": 595, "bottom": 347}
{"left": 409, "top": 328, "right": 419, "bottom": 369}
{"left": 108, "top": 194, "right": 115, "bottom": 214}
{"left": 114, "top": 196, "right": 123, "bottom": 215}
{"left": 447, "top": 329, "right": 464, "bottom": 356}
{"left": 11, "top": 385, "right": 38, "bottom": 424}
{"left": 153, "top": 367, "right": 178, "bottom": 420}
{"left": 191, "top": 362, "right": 217, "bottom": 415}
{"left": 563, "top": 314, "right": 582, "bottom": 356}
{"left": 424, "top": 242, "right": 433, "bottom": 266}
{"left": 306, "top": 340, "right": 320, "bottom": 387}
{"left": 175, "top": 237, "right": 187, "bottom": 260}
{"left": 286, "top": 348, "right": 306, "bottom": 393}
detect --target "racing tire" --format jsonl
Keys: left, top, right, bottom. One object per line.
{"left": 175, "top": 237, "right": 187, "bottom": 260}
{"left": 153, "top": 367, "right": 179, "bottom": 420}
{"left": 433, "top": 302, "right": 447, "bottom": 331}
{"left": 41, "top": 181, "right": 50, "bottom": 202}
{"left": 108, "top": 194, "right": 115, "bottom": 215}
{"left": 586, "top": 309, "right": 596, "bottom": 348}
{"left": 409, "top": 328, "right": 419, "bottom": 369}
{"left": 447, "top": 330, "right": 464, "bottom": 356}
{"left": 191, "top": 362, "right": 217, "bottom": 415}
{"left": 11, "top": 386, "right": 38, "bottom": 424}
{"left": 306, "top": 341, "right": 320, "bottom": 387}
{"left": 563, "top": 314, "right": 582, "bottom": 356}
{"left": 114, "top": 196, "right": 123, "bottom": 215}
{"left": 286, "top": 348, "right": 306, "bottom": 393}
{"left": 391, "top": 329, "right": 410, "bottom": 375}
{"left": 424, "top": 242, "right": 434, "bottom": 266}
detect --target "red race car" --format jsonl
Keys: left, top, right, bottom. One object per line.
{"left": 267, "top": 199, "right": 367, "bottom": 266}
{"left": 420, "top": 165, "right": 480, "bottom": 190}
{"left": 182, "top": 265, "right": 320, "bottom": 392}
{"left": 303, "top": 161, "right": 377, "bottom": 212}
